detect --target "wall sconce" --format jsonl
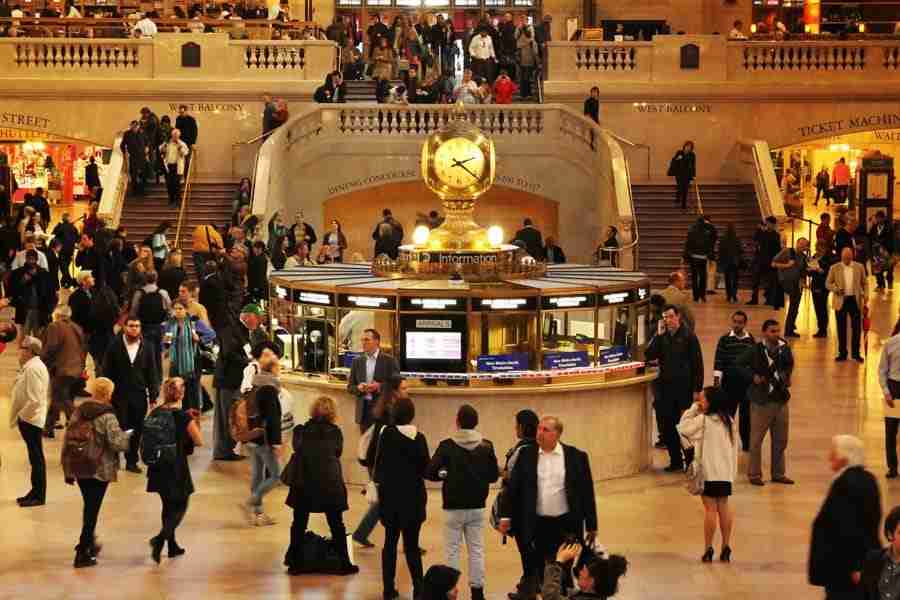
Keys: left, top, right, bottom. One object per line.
{"left": 858, "top": 23, "right": 866, "bottom": 33}
{"left": 750, "top": 23, "right": 757, "bottom": 33}
{"left": 804, "top": 24, "right": 811, "bottom": 33}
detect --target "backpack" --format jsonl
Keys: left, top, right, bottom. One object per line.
{"left": 137, "top": 289, "right": 167, "bottom": 325}
{"left": 62, "top": 409, "right": 106, "bottom": 479}
{"left": 230, "top": 386, "right": 265, "bottom": 443}
{"left": 140, "top": 408, "right": 178, "bottom": 466}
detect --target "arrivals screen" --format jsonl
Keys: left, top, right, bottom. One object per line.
{"left": 405, "top": 331, "right": 463, "bottom": 361}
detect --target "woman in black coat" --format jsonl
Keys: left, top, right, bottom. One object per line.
{"left": 284, "top": 396, "right": 358, "bottom": 576}
{"left": 669, "top": 140, "right": 696, "bottom": 210}
{"left": 367, "top": 393, "right": 430, "bottom": 600}
{"left": 146, "top": 378, "right": 203, "bottom": 563}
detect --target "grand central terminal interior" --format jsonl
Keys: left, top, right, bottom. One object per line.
{"left": 4, "top": 0, "right": 900, "bottom": 598}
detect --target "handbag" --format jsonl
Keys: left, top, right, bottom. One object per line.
{"left": 365, "top": 425, "right": 385, "bottom": 505}
{"left": 684, "top": 415, "right": 706, "bottom": 496}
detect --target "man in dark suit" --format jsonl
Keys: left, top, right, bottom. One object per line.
{"left": 347, "top": 328, "right": 400, "bottom": 434}
{"left": 513, "top": 218, "right": 544, "bottom": 260}
{"left": 499, "top": 415, "right": 597, "bottom": 600}
{"left": 809, "top": 435, "right": 881, "bottom": 600}
{"left": 645, "top": 304, "right": 704, "bottom": 472}
{"left": 102, "top": 317, "right": 160, "bottom": 473}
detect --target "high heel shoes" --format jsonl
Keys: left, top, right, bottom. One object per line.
{"left": 720, "top": 546, "right": 732, "bottom": 562}
{"left": 701, "top": 547, "right": 714, "bottom": 563}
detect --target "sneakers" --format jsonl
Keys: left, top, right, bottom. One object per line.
{"left": 238, "top": 501, "right": 256, "bottom": 526}
{"left": 255, "top": 513, "right": 276, "bottom": 527}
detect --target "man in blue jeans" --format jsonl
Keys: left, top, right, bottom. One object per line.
{"left": 239, "top": 352, "right": 282, "bottom": 526}
{"left": 425, "top": 404, "right": 500, "bottom": 600}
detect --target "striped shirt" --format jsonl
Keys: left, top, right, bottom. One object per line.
{"left": 713, "top": 329, "right": 755, "bottom": 379}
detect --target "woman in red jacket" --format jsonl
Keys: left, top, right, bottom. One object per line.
{"left": 492, "top": 70, "right": 518, "bottom": 104}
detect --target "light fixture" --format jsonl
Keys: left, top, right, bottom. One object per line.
{"left": 413, "top": 225, "right": 430, "bottom": 246}
{"left": 804, "top": 24, "right": 811, "bottom": 33}
{"left": 487, "top": 225, "right": 504, "bottom": 247}
{"left": 750, "top": 23, "right": 757, "bottom": 33}
{"left": 858, "top": 23, "right": 866, "bottom": 33}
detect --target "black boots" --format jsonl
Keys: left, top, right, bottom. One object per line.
{"left": 472, "top": 587, "right": 486, "bottom": 600}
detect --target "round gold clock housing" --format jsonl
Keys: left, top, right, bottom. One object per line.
{"left": 421, "top": 117, "right": 495, "bottom": 200}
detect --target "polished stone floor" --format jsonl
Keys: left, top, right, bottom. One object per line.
{"left": 0, "top": 283, "right": 895, "bottom": 600}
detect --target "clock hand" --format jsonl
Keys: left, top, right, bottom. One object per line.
{"left": 453, "top": 161, "right": 478, "bottom": 179}
{"left": 452, "top": 157, "right": 476, "bottom": 166}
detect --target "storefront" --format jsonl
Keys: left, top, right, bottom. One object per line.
{"left": 0, "top": 130, "right": 109, "bottom": 206}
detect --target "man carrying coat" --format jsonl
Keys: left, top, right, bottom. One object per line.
{"left": 809, "top": 435, "right": 881, "bottom": 600}
{"left": 498, "top": 415, "right": 597, "bottom": 600}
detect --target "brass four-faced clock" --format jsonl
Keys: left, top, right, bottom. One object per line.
{"left": 421, "top": 109, "right": 496, "bottom": 200}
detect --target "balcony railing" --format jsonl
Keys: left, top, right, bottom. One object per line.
{"left": 0, "top": 35, "right": 338, "bottom": 81}
{"left": 548, "top": 37, "right": 900, "bottom": 83}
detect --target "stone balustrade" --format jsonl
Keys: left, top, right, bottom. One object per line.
{"left": 0, "top": 34, "right": 337, "bottom": 81}
{"left": 329, "top": 105, "right": 545, "bottom": 137}
{"left": 549, "top": 36, "right": 900, "bottom": 84}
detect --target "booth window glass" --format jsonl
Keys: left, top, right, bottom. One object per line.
{"left": 541, "top": 309, "right": 596, "bottom": 360}
{"left": 337, "top": 309, "right": 397, "bottom": 367}
{"left": 478, "top": 313, "right": 538, "bottom": 369}
{"left": 289, "top": 305, "right": 338, "bottom": 374}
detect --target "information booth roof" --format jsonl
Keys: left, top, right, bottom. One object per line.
{"left": 270, "top": 264, "right": 651, "bottom": 299}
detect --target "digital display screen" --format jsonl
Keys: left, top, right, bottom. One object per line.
{"left": 405, "top": 331, "right": 462, "bottom": 360}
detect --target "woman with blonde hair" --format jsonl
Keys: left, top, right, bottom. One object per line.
{"left": 62, "top": 377, "right": 133, "bottom": 568}
{"left": 284, "top": 395, "right": 358, "bottom": 575}
{"left": 145, "top": 377, "right": 203, "bottom": 563}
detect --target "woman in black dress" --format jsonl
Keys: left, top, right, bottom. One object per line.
{"left": 146, "top": 377, "right": 203, "bottom": 563}
{"left": 368, "top": 392, "right": 430, "bottom": 600}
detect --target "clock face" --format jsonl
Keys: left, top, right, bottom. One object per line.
{"left": 433, "top": 137, "right": 487, "bottom": 189}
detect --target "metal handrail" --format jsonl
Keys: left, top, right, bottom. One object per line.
{"left": 173, "top": 147, "right": 197, "bottom": 249}
{"left": 604, "top": 131, "right": 651, "bottom": 181}
{"left": 694, "top": 181, "right": 704, "bottom": 215}
{"left": 237, "top": 130, "right": 274, "bottom": 146}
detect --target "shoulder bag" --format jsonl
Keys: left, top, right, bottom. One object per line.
{"left": 685, "top": 415, "right": 706, "bottom": 496}
{"left": 366, "top": 425, "right": 385, "bottom": 505}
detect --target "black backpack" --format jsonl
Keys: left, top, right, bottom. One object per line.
{"left": 286, "top": 532, "right": 345, "bottom": 574}
{"left": 140, "top": 409, "right": 178, "bottom": 466}
{"left": 137, "top": 289, "right": 167, "bottom": 325}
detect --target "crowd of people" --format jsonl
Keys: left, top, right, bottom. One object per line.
{"left": 313, "top": 11, "right": 550, "bottom": 106}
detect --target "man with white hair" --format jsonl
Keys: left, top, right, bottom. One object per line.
{"left": 132, "top": 12, "right": 158, "bottom": 37}
{"left": 809, "top": 435, "right": 881, "bottom": 600}
{"left": 9, "top": 336, "right": 50, "bottom": 507}
{"left": 41, "top": 304, "right": 86, "bottom": 438}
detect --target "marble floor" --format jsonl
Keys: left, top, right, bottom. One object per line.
{"left": 0, "top": 284, "right": 896, "bottom": 600}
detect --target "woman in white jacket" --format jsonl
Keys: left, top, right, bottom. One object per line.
{"left": 677, "top": 386, "right": 737, "bottom": 563}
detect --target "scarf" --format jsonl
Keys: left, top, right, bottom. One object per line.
{"left": 170, "top": 318, "right": 195, "bottom": 376}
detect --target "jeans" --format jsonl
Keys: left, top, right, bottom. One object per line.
{"left": 213, "top": 387, "right": 239, "bottom": 458}
{"left": 836, "top": 297, "right": 862, "bottom": 358}
{"left": 248, "top": 444, "right": 280, "bottom": 513}
{"left": 142, "top": 324, "right": 163, "bottom": 383}
{"left": 784, "top": 285, "right": 802, "bottom": 333}
{"left": 723, "top": 265, "right": 739, "bottom": 302}
{"left": 676, "top": 176, "right": 691, "bottom": 208}
{"left": 749, "top": 402, "right": 790, "bottom": 480}
{"left": 888, "top": 417, "right": 900, "bottom": 472}
{"left": 354, "top": 501, "right": 380, "bottom": 543}
{"left": 445, "top": 509, "right": 486, "bottom": 589}
{"left": 77, "top": 478, "right": 109, "bottom": 550}
{"left": 158, "top": 494, "right": 190, "bottom": 543}
{"left": 165, "top": 164, "right": 181, "bottom": 206}
{"left": 689, "top": 257, "right": 708, "bottom": 302}
{"left": 812, "top": 290, "right": 830, "bottom": 334}
{"left": 383, "top": 522, "right": 424, "bottom": 596}
{"left": 18, "top": 420, "right": 46, "bottom": 501}
{"left": 45, "top": 374, "right": 78, "bottom": 434}
{"left": 287, "top": 508, "right": 350, "bottom": 568}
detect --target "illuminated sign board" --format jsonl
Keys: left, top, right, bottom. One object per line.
{"left": 274, "top": 286, "right": 288, "bottom": 299}
{"left": 400, "top": 297, "right": 463, "bottom": 311}
{"left": 473, "top": 297, "right": 537, "bottom": 311}
{"left": 541, "top": 294, "right": 596, "bottom": 310}
{"left": 339, "top": 294, "right": 396, "bottom": 309}
{"left": 293, "top": 290, "right": 333, "bottom": 305}
{"left": 598, "top": 291, "right": 633, "bottom": 306}
{"left": 415, "top": 319, "right": 453, "bottom": 329}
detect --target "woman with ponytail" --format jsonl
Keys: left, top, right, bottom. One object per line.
{"left": 677, "top": 386, "right": 738, "bottom": 563}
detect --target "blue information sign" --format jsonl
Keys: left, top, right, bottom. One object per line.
{"left": 599, "top": 345, "right": 630, "bottom": 365}
{"left": 542, "top": 351, "right": 590, "bottom": 370}
{"left": 341, "top": 352, "right": 363, "bottom": 368}
{"left": 476, "top": 352, "right": 529, "bottom": 373}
